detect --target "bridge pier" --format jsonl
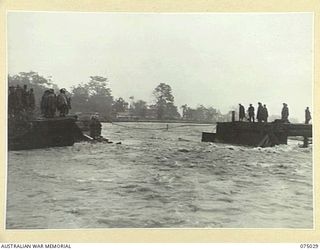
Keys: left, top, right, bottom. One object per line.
{"left": 303, "top": 136, "right": 309, "bottom": 148}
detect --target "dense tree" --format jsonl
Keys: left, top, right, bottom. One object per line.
{"left": 205, "top": 107, "right": 219, "bottom": 121}
{"left": 183, "top": 105, "right": 221, "bottom": 122}
{"left": 70, "top": 84, "right": 90, "bottom": 112}
{"left": 112, "top": 97, "right": 128, "bottom": 114}
{"left": 153, "top": 83, "right": 174, "bottom": 103}
{"left": 86, "top": 76, "right": 110, "bottom": 96}
{"left": 132, "top": 100, "right": 148, "bottom": 118}
{"left": 71, "top": 76, "right": 113, "bottom": 120}
{"left": 153, "top": 83, "right": 180, "bottom": 119}
{"left": 166, "top": 102, "right": 180, "bottom": 119}
{"left": 8, "top": 71, "right": 58, "bottom": 89}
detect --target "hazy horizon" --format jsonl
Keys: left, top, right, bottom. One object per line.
{"left": 7, "top": 12, "right": 313, "bottom": 121}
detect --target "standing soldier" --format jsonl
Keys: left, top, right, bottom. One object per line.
{"left": 22, "top": 85, "right": 29, "bottom": 109}
{"left": 256, "top": 102, "right": 263, "bottom": 122}
{"left": 29, "top": 88, "right": 35, "bottom": 111}
{"left": 57, "top": 89, "right": 69, "bottom": 117}
{"left": 305, "top": 107, "right": 311, "bottom": 124}
{"left": 46, "top": 89, "right": 57, "bottom": 118}
{"left": 281, "top": 103, "right": 289, "bottom": 123}
{"left": 41, "top": 90, "right": 50, "bottom": 116}
{"left": 15, "top": 85, "right": 23, "bottom": 113}
{"left": 248, "top": 104, "right": 255, "bottom": 122}
{"left": 8, "top": 86, "right": 16, "bottom": 117}
{"left": 89, "top": 113, "right": 102, "bottom": 139}
{"left": 239, "top": 104, "right": 245, "bottom": 121}
{"left": 263, "top": 104, "right": 269, "bottom": 122}
{"left": 66, "top": 94, "right": 72, "bottom": 114}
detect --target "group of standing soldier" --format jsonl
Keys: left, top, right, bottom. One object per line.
{"left": 239, "top": 103, "right": 269, "bottom": 123}
{"left": 8, "top": 85, "right": 72, "bottom": 119}
{"left": 40, "top": 88, "right": 71, "bottom": 118}
{"left": 238, "top": 102, "right": 311, "bottom": 124}
{"left": 8, "top": 85, "right": 35, "bottom": 117}
{"left": 8, "top": 85, "right": 105, "bottom": 141}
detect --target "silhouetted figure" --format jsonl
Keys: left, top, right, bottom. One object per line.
{"left": 262, "top": 104, "right": 268, "bottom": 122}
{"left": 305, "top": 107, "right": 311, "bottom": 124}
{"left": 15, "top": 85, "right": 23, "bottom": 112}
{"left": 67, "top": 95, "right": 72, "bottom": 114}
{"left": 8, "top": 86, "right": 16, "bottom": 117}
{"left": 22, "top": 84, "right": 29, "bottom": 108}
{"left": 29, "top": 88, "right": 35, "bottom": 111}
{"left": 46, "top": 89, "right": 57, "bottom": 118}
{"left": 281, "top": 103, "right": 289, "bottom": 123}
{"left": 41, "top": 90, "right": 50, "bottom": 115}
{"left": 57, "top": 89, "right": 69, "bottom": 117}
{"left": 248, "top": 104, "right": 255, "bottom": 122}
{"left": 239, "top": 104, "right": 245, "bottom": 121}
{"left": 89, "top": 113, "right": 102, "bottom": 139}
{"left": 256, "top": 102, "right": 263, "bottom": 122}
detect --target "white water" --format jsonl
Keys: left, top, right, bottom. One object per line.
{"left": 6, "top": 122, "right": 313, "bottom": 229}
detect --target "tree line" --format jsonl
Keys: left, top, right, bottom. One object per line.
{"left": 8, "top": 71, "right": 227, "bottom": 122}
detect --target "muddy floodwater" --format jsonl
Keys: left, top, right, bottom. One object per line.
{"left": 6, "top": 122, "right": 313, "bottom": 229}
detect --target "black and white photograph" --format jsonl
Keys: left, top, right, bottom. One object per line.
{"left": 6, "top": 12, "right": 313, "bottom": 229}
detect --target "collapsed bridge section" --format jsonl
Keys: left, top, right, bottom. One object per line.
{"left": 202, "top": 121, "right": 312, "bottom": 147}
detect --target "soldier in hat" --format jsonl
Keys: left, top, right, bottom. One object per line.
{"left": 15, "top": 85, "right": 23, "bottom": 113}
{"left": 29, "top": 88, "right": 35, "bottom": 111}
{"left": 57, "top": 88, "right": 69, "bottom": 117}
{"left": 256, "top": 102, "right": 263, "bottom": 123}
{"left": 89, "top": 113, "right": 102, "bottom": 139}
{"left": 305, "top": 107, "right": 311, "bottom": 124}
{"left": 22, "top": 84, "right": 29, "bottom": 109}
{"left": 46, "top": 89, "right": 57, "bottom": 118}
{"left": 248, "top": 104, "right": 255, "bottom": 122}
{"left": 41, "top": 90, "right": 50, "bottom": 116}
{"left": 281, "top": 103, "right": 289, "bottom": 123}
{"left": 262, "top": 104, "right": 268, "bottom": 122}
{"left": 239, "top": 104, "right": 245, "bottom": 121}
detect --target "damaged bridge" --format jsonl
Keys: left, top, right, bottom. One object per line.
{"left": 202, "top": 121, "right": 312, "bottom": 147}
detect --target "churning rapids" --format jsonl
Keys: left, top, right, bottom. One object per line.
{"left": 6, "top": 122, "right": 313, "bottom": 229}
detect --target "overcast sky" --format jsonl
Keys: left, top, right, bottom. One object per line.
{"left": 7, "top": 12, "right": 313, "bottom": 121}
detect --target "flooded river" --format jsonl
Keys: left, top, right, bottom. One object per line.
{"left": 6, "top": 122, "right": 313, "bottom": 229}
